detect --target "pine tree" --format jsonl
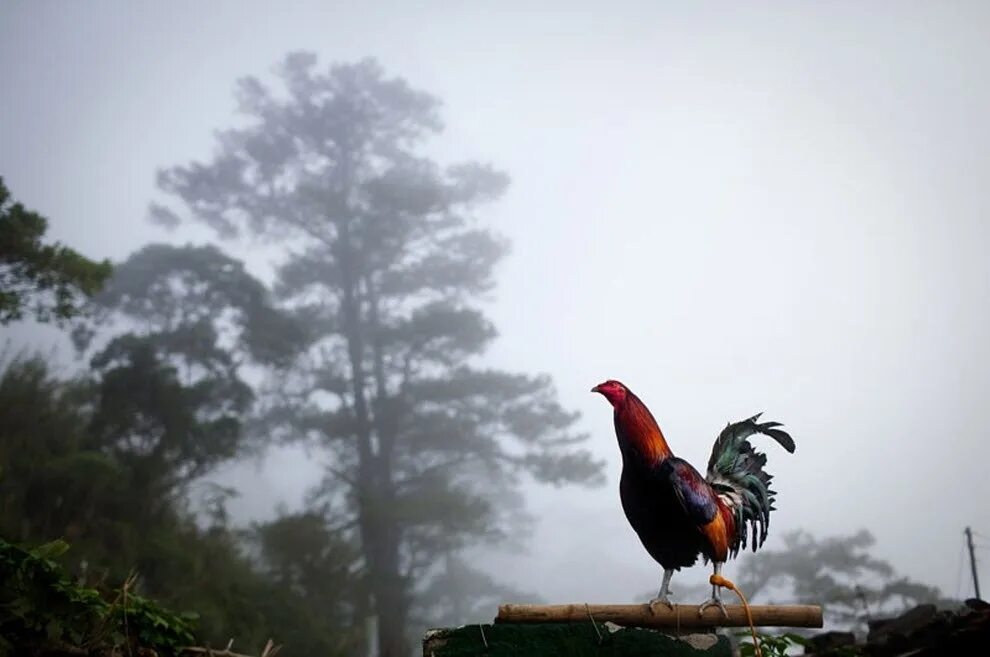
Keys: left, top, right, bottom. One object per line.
{"left": 154, "top": 53, "right": 604, "bottom": 655}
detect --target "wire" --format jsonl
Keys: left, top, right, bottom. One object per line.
{"left": 955, "top": 535, "right": 966, "bottom": 599}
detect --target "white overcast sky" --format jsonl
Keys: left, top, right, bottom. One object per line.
{"left": 2, "top": 0, "right": 989, "bottom": 610}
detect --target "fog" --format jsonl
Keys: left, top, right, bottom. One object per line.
{"left": 2, "top": 0, "right": 989, "bottom": 650}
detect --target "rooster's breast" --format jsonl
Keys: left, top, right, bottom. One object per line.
{"left": 618, "top": 463, "right": 704, "bottom": 571}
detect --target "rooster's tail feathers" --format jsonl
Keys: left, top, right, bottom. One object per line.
{"left": 706, "top": 413, "right": 795, "bottom": 556}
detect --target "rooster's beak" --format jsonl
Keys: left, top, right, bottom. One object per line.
{"left": 591, "top": 384, "right": 602, "bottom": 393}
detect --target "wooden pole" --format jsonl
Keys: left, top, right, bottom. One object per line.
{"left": 496, "top": 603, "right": 823, "bottom": 629}
{"left": 965, "top": 526, "right": 982, "bottom": 600}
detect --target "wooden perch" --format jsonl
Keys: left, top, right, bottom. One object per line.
{"left": 496, "top": 603, "right": 823, "bottom": 629}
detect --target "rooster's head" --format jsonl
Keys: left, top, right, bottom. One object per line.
{"left": 591, "top": 379, "right": 628, "bottom": 407}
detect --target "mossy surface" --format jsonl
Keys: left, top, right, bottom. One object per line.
{"left": 422, "top": 623, "right": 732, "bottom": 657}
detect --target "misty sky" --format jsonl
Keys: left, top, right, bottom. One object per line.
{"left": 2, "top": 1, "right": 989, "bottom": 609}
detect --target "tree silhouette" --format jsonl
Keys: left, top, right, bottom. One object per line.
{"left": 0, "top": 240, "right": 359, "bottom": 653}
{"left": 73, "top": 243, "right": 299, "bottom": 506}
{"left": 0, "top": 177, "right": 111, "bottom": 325}
{"left": 153, "top": 52, "right": 604, "bottom": 655}
{"left": 736, "top": 529, "right": 945, "bottom": 633}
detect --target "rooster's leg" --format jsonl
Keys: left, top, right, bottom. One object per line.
{"left": 648, "top": 568, "right": 675, "bottom": 613}
{"left": 698, "top": 562, "right": 729, "bottom": 618}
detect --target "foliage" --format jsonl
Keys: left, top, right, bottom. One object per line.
{"left": 153, "top": 52, "right": 604, "bottom": 655}
{"left": 247, "top": 512, "right": 363, "bottom": 655}
{"left": 0, "top": 176, "right": 112, "bottom": 325}
{"left": 736, "top": 631, "right": 812, "bottom": 657}
{"left": 0, "top": 354, "right": 357, "bottom": 656}
{"left": 0, "top": 537, "right": 195, "bottom": 656}
{"left": 66, "top": 243, "right": 303, "bottom": 510}
{"left": 72, "top": 243, "right": 302, "bottom": 369}
{"left": 63, "top": 244, "right": 362, "bottom": 652}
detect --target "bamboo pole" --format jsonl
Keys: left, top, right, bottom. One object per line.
{"left": 496, "top": 603, "right": 823, "bottom": 629}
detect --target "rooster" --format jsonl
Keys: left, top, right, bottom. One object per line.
{"left": 591, "top": 379, "right": 795, "bottom": 616}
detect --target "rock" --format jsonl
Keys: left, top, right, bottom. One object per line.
{"left": 676, "top": 634, "right": 719, "bottom": 650}
{"left": 867, "top": 604, "right": 937, "bottom": 644}
{"left": 805, "top": 630, "right": 855, "bottom": 653}
{"left": 964, "top": 598, "right": 989, "bottom": 611}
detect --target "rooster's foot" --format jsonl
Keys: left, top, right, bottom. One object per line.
{"left": 648, "top": 594, "right": 674, "bottom": 614}
{"left": 697, "top": 595, "right": 729, "bottom": 618}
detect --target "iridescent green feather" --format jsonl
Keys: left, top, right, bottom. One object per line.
{"left": 706, "top": 413, "right": 795, "bottom": 557}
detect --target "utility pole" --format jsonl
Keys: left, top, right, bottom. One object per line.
{"left": 965, "top": 526, "right": 981, "bottom": 600}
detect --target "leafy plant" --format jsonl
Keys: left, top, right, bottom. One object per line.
{"left": 736, "top": 631, "right": 810, "bottom": 657}
{"left": 0, "top": 537, "right": 196, "bottom": 656}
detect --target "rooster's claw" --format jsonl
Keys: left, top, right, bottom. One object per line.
{"left": 697, "top": 596, "right": 729, "bottom": 618}
{"left": 648, "top": 595, "right": 674, "bottom": 614}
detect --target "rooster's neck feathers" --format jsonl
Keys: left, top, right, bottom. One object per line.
{"left": 615, "top": 392, "right": 673, "bottom": 464}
